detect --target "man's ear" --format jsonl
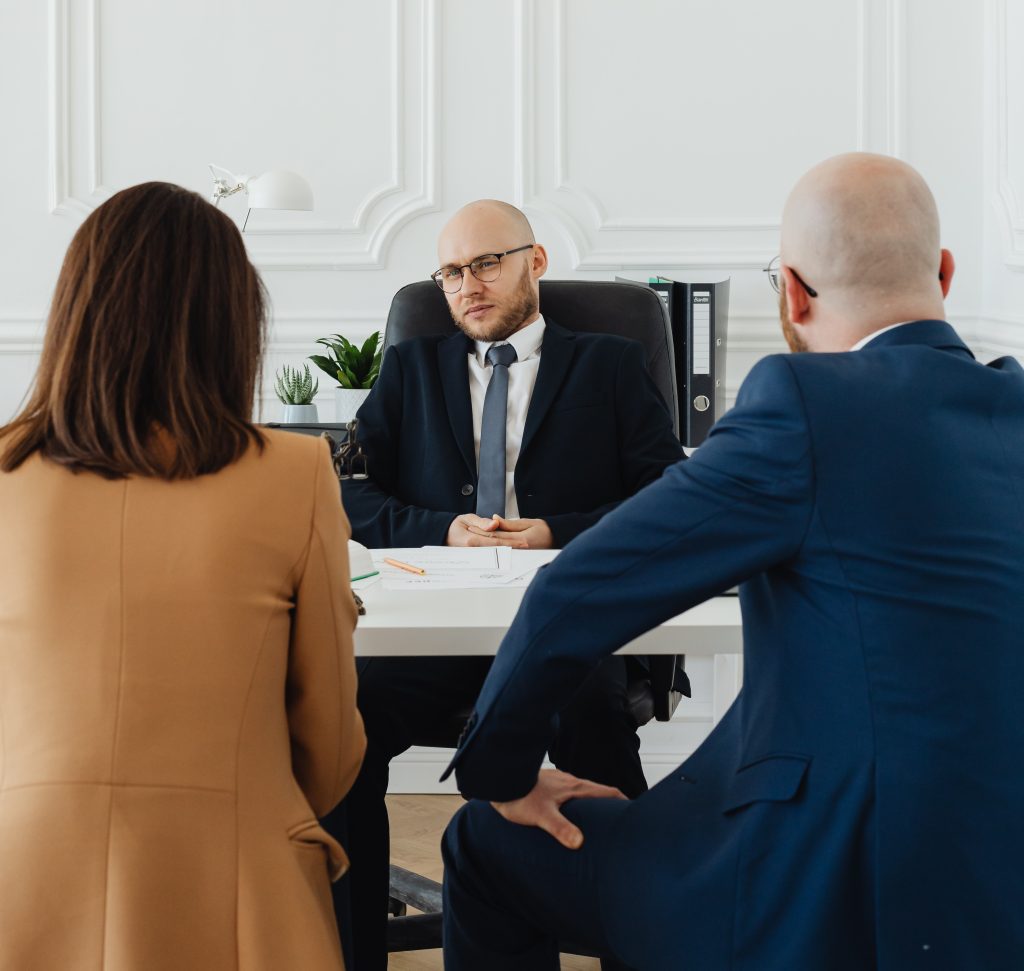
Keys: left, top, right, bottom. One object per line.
{"left": 531, "top": 243, "right": 549, "bottom": 280}
{"left": 781, "top": 265, "right": 812, "bottom": 323}
{"left": 938, "top": 248, "right": 955, "bottom": 298}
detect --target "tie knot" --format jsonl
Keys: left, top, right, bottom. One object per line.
{"left": 486, "top": 343, "right": 517, "bottom": 369}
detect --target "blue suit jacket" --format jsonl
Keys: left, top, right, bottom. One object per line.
{"left": 445, "top": 321, "right": 1024, "bottom": 969}
{"left": 342, "top": 320, "right": 684, "bottom": 549}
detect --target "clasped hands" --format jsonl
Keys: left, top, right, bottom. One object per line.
{"left": 446, "top": 513, "right": 553, "bottom": 549}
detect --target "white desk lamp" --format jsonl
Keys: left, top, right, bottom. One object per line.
{"left": 209, "top": 164, "right": 314, "bottom": 230}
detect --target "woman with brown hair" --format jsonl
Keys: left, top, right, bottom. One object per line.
{"left": 0, "top": 182, "right": 365, "bottom": 970}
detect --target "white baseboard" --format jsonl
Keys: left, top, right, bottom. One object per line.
{"left": 388, "top": 748, "right": 461, "bottom": 794}
{"left": 387, "top": 747, "right": 697, "bottom": 794}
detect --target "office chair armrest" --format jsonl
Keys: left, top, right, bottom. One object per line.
{"left": 649, "top": 654, "right": 690, "bottom": 722}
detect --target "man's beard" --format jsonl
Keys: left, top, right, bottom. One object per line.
{"left": 779, "top": 287, "right": 808, "bottom": 353}
{"left": 450, "top": 262, "right": 538, "bottom": 343}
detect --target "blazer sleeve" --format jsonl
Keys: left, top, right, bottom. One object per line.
{"left": 287, "top": 440, "right": 366, "bottom": 818}
{"left": 444, "top": 355, "right": 815, "bottom": 800}
{"left": 544, "top": 339, "right": 686, "bottom": 547}
{"left": 341, "top": 346, "right": 458, "bottom": 548}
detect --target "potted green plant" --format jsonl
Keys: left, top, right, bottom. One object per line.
{"left": 309, "top": 331, "right": 383, "bottom": 422}
{"left": 274, "top": 363, "right": 319, "bottom": 423}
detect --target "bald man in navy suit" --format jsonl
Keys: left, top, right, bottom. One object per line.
{"left": 441, "top": 155, "right": 1024, "bottom": 970}
{"left": 328, "top": 200, "right": 685, "bottom": 970}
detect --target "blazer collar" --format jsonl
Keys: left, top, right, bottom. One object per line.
{"left": 438, "top": 330, "right": 477, "bottom": 476}
{"left": 520, "top": 319, "right": 576, "bottom": 459}
{"left": 859, "top": 319, "right": 974, "bottom": 359}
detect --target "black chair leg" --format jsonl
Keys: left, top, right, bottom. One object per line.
{"left": 387, "top": 913, "right": 444, "bottom": 952}
{"left": 386, "top": 895, "right": 407, "bottom": 917}
{"left": 387, "top": 865, "right": 444, "bottom": 952}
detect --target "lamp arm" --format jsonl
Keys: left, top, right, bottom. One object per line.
{"left": 208, "top": 163, "right": 249, "bottom": 206}
{"left": 211, "top": 180, "right": 248, "bottom": 206}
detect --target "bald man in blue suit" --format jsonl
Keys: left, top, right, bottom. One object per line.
{"left": 440, "top": 154, "right": 1024, "bottom": 970}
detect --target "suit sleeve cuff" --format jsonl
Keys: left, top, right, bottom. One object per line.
{"left": 544, "top": 508, "right": 616, "bottom": 548}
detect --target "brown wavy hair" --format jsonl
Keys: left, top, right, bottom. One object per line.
{"left": 0, "top": 181, "right": 267, "bottom": 479}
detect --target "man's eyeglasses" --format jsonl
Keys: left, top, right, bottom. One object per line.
{"left": 763, "top": 255, "right": 818, "bottom": 298}
{"left": 431, "top": 244, "right": 535, "bottom": 294}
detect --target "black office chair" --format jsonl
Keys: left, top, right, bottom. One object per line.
{"left": 383, "top": 279, "right": 691, "bottom": 964}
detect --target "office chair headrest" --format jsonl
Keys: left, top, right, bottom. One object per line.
{"left": 383, "top": 279, "right": 678, "bottom": 434}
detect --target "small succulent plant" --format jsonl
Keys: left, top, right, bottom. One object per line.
{"left": 310, "top": 332, "right": 382, "bottom": 390}
{"left": 274, "top": 363, "right": 319, "bottom": 405}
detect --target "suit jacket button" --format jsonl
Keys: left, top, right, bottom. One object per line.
{"left": 461, "top": 484, "right": 474, "bottom": 496}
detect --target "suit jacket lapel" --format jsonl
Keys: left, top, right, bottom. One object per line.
{"left": 437, "top": 332, "right": 477, "bottom": 477}
{"left": 520, "top": 321, "right": 576, "bottom": 459}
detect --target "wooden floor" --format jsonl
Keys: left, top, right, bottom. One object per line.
{"left": 386, "top": 794, "right": 601, "bottom": 971}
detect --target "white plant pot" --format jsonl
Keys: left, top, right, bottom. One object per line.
{"left": 335, "top": 388, "right": 371, "bottom": 422}
{"left": 281, "top": 403, "right": 319, "bottom": 423}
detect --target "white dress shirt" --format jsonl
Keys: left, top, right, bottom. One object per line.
{"left": 849, "top": 321, "right": 913, "bottom": 351}
{"left": 468, "top": 315, "right": 546, "bottom": 519}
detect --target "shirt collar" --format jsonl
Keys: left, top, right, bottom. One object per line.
{"left": 473, "top": 314, "right": 546, "bottom": 367}
{"left": 848, "top": 321, "right": 914, "bottom": 351}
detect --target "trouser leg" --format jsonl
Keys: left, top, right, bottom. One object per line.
{"left": 549, "top": 655, "right": 648, "bottom": 799}
{"left": 323, "top": 655, "right": 490, "bottom": 971}
{"left": 324, "top": 732, "right": 393, "bottom": 971}
{"left": 442, "top": 796, "right": 631, "bottom": 971}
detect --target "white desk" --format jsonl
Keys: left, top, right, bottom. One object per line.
{"left": 353, "top": 550, "right": 743, "bottom": 657}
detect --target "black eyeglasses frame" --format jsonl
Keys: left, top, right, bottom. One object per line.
{"left": 763, "top": 255, "right": 818, "bottom": 298}
{"left": 431, "top": 244, "right": 535, "bottom": 294}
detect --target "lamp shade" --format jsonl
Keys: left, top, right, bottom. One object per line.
{"left": 246, "top": 170, "right": 314, "bottom": 211}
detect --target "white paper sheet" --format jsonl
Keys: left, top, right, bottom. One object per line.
{"left": 372, "top": 546, "right": 534, "bottom": 589}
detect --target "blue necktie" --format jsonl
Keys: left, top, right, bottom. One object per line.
{"left": 476, "top": 343, "right": 518, "bottom": 519}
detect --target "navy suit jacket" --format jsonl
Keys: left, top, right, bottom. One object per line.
{"left": 342, "top": 320, "right": 684, "bottom": 549}
{"left": 445, "top": 321, "right": 1024, "bottom": 969}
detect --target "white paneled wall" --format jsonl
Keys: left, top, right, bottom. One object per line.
{"left": 0, "top": 1, "right": 1015, "bottom": 790}
{"left": 981, "top": 0, "right": 1024, "bottom": 361}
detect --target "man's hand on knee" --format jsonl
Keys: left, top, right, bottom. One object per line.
{"left": 490, "top": 768, "right": 626, "bottom": 849}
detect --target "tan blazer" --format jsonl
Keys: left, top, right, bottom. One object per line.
{"left": 0, "top": 429, "right": 365, "bottom": 971}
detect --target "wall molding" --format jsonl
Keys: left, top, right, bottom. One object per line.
{"left": 882, "top": 0, "right": 907, "bottom": 159}
{"left": 514, "top": 0, "right": 907, "bottom": 270}
{"left": 266, "top": 312, "right": 383, "bottom": 343}
{"left": 48, "top": 0, "right": 107, "bottom": 214}
{"left": 0, "top": 310, "right": 793, "bottom": 362}
{"left": 973, "top": 312, "right": 1024, "bottom": 358}
{"left": 245, "top": 0, "right": 404, "bottom": 238}
{"left": 0, "top": 316, "right": 48, "bottom": 354}
{"left": 20, "top": 312, "right": 992, "bottom": 363}
{"left": 990, "top": 0, "right": 1024, "bottom": 270}
{"left": 47, "top": 0, "right": 441, "bottom": 269}
{"left": 253, "top": 0, "right": 442, "bottom": 269}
